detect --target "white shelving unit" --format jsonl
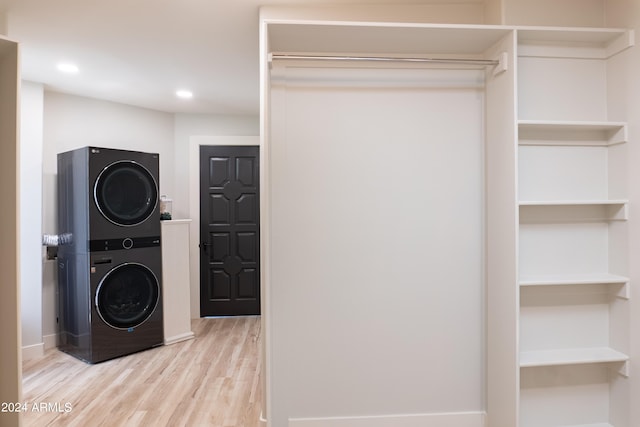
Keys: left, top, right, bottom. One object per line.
{"left": 261, "top": 16, "right": 634, "bottom": 427}
{"left": 517, "top": 26, "right": 632, "bottom": 427}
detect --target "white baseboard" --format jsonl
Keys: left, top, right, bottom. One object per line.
{"left": 22, "top": 342, "right": 44, "bottom": 361}
{"left": 164, "top": 331, "right": 195, "bottom": 346}
{"left": 289, "top": 411, "right": 486, "bottom": 427}
{"left": 43, "top": 333, "right": 59, "bottom": 350}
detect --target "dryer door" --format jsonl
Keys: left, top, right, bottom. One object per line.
{"left": 96, "top": 263, "right": 160, "bottom": 330}
{"left": 94, "top": 160, "right": 158, "bottom": 226}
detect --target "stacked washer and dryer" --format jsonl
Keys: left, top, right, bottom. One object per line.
{"left": 57, "top": 147, "right": 164, "bottom": 363}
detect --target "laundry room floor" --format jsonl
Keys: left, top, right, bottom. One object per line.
{"left": 21, "top": 316, "right": 262, "bottom": 427}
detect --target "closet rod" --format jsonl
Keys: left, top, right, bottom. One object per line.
{"left": 270, "top": 53, "right": 499, "bottom": 66}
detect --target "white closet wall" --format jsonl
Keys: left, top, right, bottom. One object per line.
{"left": 503, "top": 0, "right": 605, "bottom": 27}
{"left": 269, "top": 65, "right": 487, "bottom": 425}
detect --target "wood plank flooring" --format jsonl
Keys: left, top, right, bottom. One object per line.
{"left": 21, "top": 317, "right": 262, "bottom": 427}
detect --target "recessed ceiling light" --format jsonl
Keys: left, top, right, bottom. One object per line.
{"left": 176, "top": 90, "right": 193, "bottom": 99}
{"left": 57, "top": 62, "right": 79, "bottom": 74}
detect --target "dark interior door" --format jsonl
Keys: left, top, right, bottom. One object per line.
{"left": 200, "top": 146, "right": 260, "bottom": 316}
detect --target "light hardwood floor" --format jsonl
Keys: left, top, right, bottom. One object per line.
{"left": 22, "top": 317, "right": 263, "bottom": 427}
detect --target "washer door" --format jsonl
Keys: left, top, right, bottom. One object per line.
{"left": 95, "top": 263, "right": 160, "bottom": 330}
{"left": 94, "top": 160, "right": 158, "bottom": 226}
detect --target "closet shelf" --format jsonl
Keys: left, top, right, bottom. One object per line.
{"left": 519, "top": 199, "right": 628, "bottom": 206}
{"left": 562, "top": 424, "right": 613, "bottom": 427}
{"left": 519, "top": 201, "right": 628, "bottom": 222}
{"left": 517, "top": 27, "right": 633, "bottom": 59}
{"left": 518, "top": 120, "right": 627, "bottom": 146}
{"left": 519, "top": 274, "right": 630, "bottom": 298}
{"left": 519, "top": 273, "right": 629, "bottom": 287}
{"left": 267, "top": 22, "right": 512, "bottom": 57}
{"left": 517, "top": 26, "right": 631, "bottom": 45}
{"left": 520, "top": 347, "right": 628, "bottom": 368}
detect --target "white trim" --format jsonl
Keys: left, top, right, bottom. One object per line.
{"left": 288, "top": 411, "right": 486, "bottom": 427}
{"left": 22, "top": 342, "right": 44, "bottom": 361}
{"left": 43, "top": 333, "right": 58, "bottom": 350}
{"left": 163, "top": 331, "right": 195, "bottom": 346}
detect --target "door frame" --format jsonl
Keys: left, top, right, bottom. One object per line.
{"left": 188, "top": 135, "right": 260, "bottom": 319}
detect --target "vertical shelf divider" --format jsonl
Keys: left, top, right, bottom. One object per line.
{"left": 486, "top": 28, "right": 519, "bottom": 427}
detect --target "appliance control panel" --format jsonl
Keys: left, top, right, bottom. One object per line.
{"left": 89, "top": 235, "right": 160, "bottom": 252}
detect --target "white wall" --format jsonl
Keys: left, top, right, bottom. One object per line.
{"left": 504, "top": 0, "right": 605, "bottom": 26}
{"left": 42, "top": 92, "right": 175, "bottom": 235}
{"left": 20, "top": 81, "right": 44, "bottom": 360}
{"left": 260, "top": 3, "right": 485, "bottom": 26}
{"left": 0, "top": 12, "right": 6, "bottom": 35}
{"left": 484, "top": 0, "right": 505, "bottom": 24}
{"left": 268, "top": 65, "right": 486, "bottom": 425}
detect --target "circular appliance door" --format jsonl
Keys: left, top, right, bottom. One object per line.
{"left": 95, "top": 263, "right": 160, "bottom": 330}
{"left": 94, "top": 161, "right": 158, "bottom": 226}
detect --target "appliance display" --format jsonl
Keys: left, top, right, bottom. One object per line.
{"left": 57, "top": 146, "right": 163, "bottom": 363}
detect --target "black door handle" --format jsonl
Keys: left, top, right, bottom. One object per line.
{"left": 200, "top": 242, "right": 210, "bottom": 253}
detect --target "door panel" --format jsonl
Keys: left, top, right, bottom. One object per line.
{"left": 200, "top": 146, "right": 260, "bottom": 316}
{"left": 209, "top": 195, "right": 230, "bottom": 224}
{"left": 237, "top": 232, "right": 257, "bottom": 261}
{"left": 236, "top": 194, "right": 257, "bottom": 224}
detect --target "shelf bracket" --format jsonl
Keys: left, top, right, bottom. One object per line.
{"left": 493, "top": 52, "right": 508, "bottom": 76}
{"left": 615, "top": 281, "right": 631, "bottom": 300}
{"left": 606, "top": 29, "right": 635, "bottom": 58}
{"left": 617, "top": 360, "right": 630, "bottom": 378}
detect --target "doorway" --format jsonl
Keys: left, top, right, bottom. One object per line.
{"left": 199, "top": 145, "right": 260, "bottom": 316}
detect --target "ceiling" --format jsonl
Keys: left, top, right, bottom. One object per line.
{"left": 0, "top": 0, "right": 481, "bottom": 115}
